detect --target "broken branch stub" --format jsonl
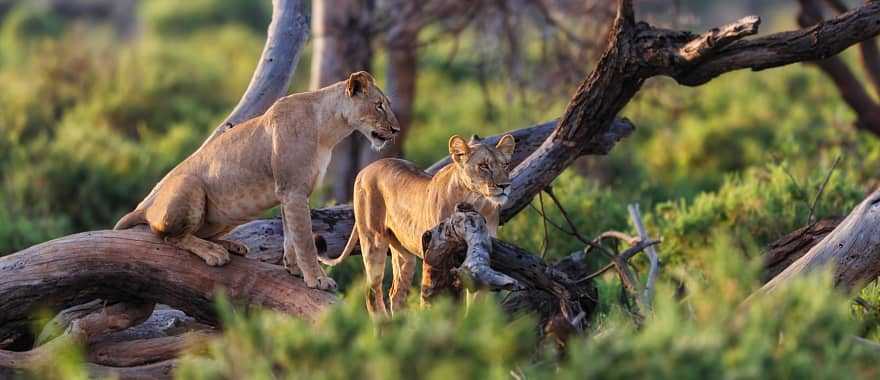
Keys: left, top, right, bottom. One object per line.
{"left": 422, "top": 203, "right": 520, "bottom": 294}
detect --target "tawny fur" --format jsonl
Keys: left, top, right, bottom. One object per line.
{"left": 115, "top": 71, "right": 399, "bottom": 290}
{"left": 320, "top": 134, "right": 515, "bottom": 316}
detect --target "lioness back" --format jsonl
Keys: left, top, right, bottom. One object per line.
{"left": 353, "top": 158, "right": 437, "bottom": 255}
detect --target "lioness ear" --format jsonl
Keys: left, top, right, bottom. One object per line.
{"left": 496, "top": 134, "right": 516, "bottom": 160}
{"left": 469, "top": 134, "right": 482, "bottom": 144}
{"left": 346, "top": 71, "right": 374, "bottom": 97}
{"left": 448, "top": 135, "right": 471, "bottom": 164}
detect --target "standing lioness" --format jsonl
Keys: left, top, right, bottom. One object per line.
{"left": 114, "top": 71, "right": 399, "bottom": 290}
{"left": 319, "top": 134, "right": 515, "bottom": 316}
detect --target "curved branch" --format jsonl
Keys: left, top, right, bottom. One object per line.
{"left": 674, "top": 2, "right": 880, "bottom": 86}
{"left": 0, "top": 229, "right": 335, "bottom": 342}
{"left": 202, "top": 0, "right": 310, "bottom": 144}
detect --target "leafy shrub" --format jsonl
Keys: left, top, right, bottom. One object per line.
{"left": 177, "top": 290, "right": 537, "bottom": 380}
{"left": 651, "top": 160, "right": 865, "bottom": 268}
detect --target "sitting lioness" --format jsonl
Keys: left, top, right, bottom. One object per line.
{"left": 114, "top": 71, "right": 399, "bottom": 290}
{"left": 319, "top": 134, "right": 515, "bottom": 315}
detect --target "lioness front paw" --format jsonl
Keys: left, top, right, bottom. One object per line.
{"left": 307, "top": 275, "right": 337, "bottom": 291}
{"left": 200, "top": 248, "right": 231, "bottom": 267}
{"left": 301, "top": 267, "right": 337, "bottom": 290}
{"left": 215, "top": 239, "right": 249, "bottom": 256}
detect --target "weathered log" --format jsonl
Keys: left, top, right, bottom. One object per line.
{"left": 88, "top": 331, "right": 212, "bottom": 367}
{"left": 762, "top": 218, "right": 841, "bottom": 282}
{"left": 0, "top": 301, "right": 152, "bottom": 367}
{"left": 0, "top": 229, "right": 335, "bottom": 344}
{"left": 420, "top": 204, "right": 597, "bottom": 328}
{"left": 757, "top": 189, "right": 880, "bottom": 296}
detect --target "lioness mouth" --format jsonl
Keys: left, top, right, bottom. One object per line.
{"left": 371, "top": 131, "right": 391, "bottom": 141}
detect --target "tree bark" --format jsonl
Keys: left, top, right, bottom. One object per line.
{"left": 0, "top": 229, "right": 335, "bottom": 343}
{"left": 795, "top": 0, "right": 880, "bottom": 135}
{"left": 383, "top": 5, "right": 419, "bottom": 158}
{"left": 757, "top": 189, "right": 880, "bottom": 296}
{"left": 311, "top": 0, "right": 375, "bottom": 202}
{"left": 762, "top": 217, "right": 841, "bottom": 282}
{"left": 420, "top": 204, "right": 598, "bottom": 329}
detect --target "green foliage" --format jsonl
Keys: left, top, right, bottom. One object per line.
{"left": 652, "top": 160, "right": 864, "bottom": 268}
{"left": 554, "top": 240, "right": 878, "bottom": 379}
{"left": 0, "top": 14, "right": 263, "bottom": 253}
{"left": 176, "top": 290, "right": 537, "bottom": 380}
{"left": 0, "top": 4, "right": 63, "bottom": 64}
{"left": 141, "top": 0, "right": 270, "bottom": 37}
{"left": 176, "top": 245, "right": 875, "bottom": 379}
{"left": 500, "top": 170, "right": 631, "bottom": 259}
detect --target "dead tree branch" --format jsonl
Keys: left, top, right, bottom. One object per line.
{"left": 202, "top": 0, "right": 310, "bottom": 144}
{"left": 628, "top": 204, "right": 660, "bottom": 312}
{"left": 420, "top": 204, "right": 598, "bottom": 330}
{"left": 756, "top": 188, "right": 880, "bottom": 297}
{"left": 796, "top": 0, "right": 880, "bottom": 135}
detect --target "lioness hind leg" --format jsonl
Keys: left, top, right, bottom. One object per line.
{"left": 199, "top": 224, "right": 249, "bottom": 257}
{"left": 389, "top": 244, "right": 417, "bottom": 316}
{"left": 145, "top": 175, "right": 229, "bottom": 266}
{"left": 361, "top": 236, "right": 390, "bottom": 319}
{"left": 168, "top": 234, "right": 231, "bottom": 266}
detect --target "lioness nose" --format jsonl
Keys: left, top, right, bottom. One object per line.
{"left": 498, "top": 183, "right": 510, "bottom": 190}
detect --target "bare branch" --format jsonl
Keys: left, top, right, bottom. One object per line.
{"left": 203, "top": 0, "right": 310, "bottom": 144}
{"left": 628, "top": 204, "right": 660, "bottom": 312}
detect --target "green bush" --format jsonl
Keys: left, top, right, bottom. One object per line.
{"left": 141, "top": 0, "right": 270, "bottom": 37}
{"left": 176, "top": 290, "right": 537, "bottom": 380}
{"left": 651, "top": 160, "right": 865, "bottom": 268}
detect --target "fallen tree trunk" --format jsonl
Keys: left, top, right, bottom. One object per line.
{"left": 762, "top": 217, "right": 841, "bottom": 282}
{"left": 0, "top": 229, "right": 335, "bottom": 343}
{"left": 87, "top": 331, "right": 212, "bottom": 367}
{"left": 757, "top": 189, "right": 880, "bottom": 295}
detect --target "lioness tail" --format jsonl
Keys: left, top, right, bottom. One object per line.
{"left": 319, "top": 225, "right": 358, "bottom": 266}
{"left": 114, "top": 209, "right": 146, "bottom": 230}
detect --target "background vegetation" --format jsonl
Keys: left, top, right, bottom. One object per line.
{"left": 4, "top": 0, "right": 880, "bottom": 378}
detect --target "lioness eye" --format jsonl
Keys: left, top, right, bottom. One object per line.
{"left": 376, "top": 103, "right": 384, "bottom": 111}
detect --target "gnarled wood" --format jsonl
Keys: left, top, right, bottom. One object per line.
{"left": 420, "top": 204, "right": 597, "bottom": 329}
{"left": 88, "top": 331, "right": 212, "bottom": 367}
{"left": 757, "top": 189, "right": 880, "bottom": 296}
{"left": 0, "top": 229, "right": 335, "bottom": 343}
{"left": 762, "top": 218, "right": 841, "bottom": 282}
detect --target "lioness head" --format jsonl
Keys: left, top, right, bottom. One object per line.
{"left": 449, "top": 134, "right": 516, "bottom": 205}
{"left": 344, "top": 71, "right": 400, "bottom": 150}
